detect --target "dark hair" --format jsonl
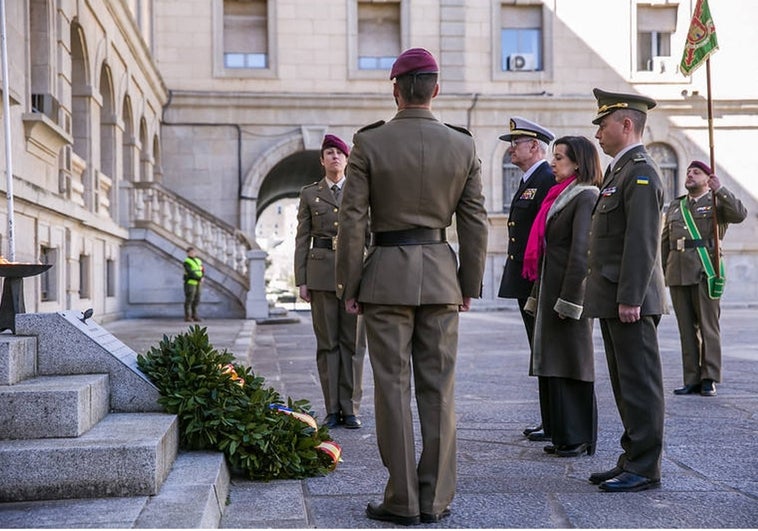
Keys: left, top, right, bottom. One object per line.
{"left": 186, "top": 246, "right": 195, "bottom": 253}
{"left": 612, "top": 108, "right": 646, "bottom": 134}
{"left": 395, "top": 73, "right": 438, "bottom": 104}
{"left": 553, "top": 135, "right": 602, "bottom": 187}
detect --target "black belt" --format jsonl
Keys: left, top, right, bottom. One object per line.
{"left": 312, "top": 236, "right": 335, "bottom": 250}
{"left": 372, "top": 228, "right": 446, "bottom": 246}
{"left": 671, "top": 237, "right": 714, "bottom": 251}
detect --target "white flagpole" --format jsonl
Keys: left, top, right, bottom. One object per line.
{"left": 0, "top": 0, "right": 15, "bottom": 261}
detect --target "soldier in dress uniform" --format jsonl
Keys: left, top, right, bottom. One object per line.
{"left": 497, "top": 117, "right": 556, "bottom": 442}
{"left": 584, "top": 88, "right": 667, "bottom": 493}
{"left": 335, "top": 48, "right": 488, "bottom": 525}
{"left": 662, "top": 160, "right": 747, "bottom": 397}
{"left": 295, "top": 134, "right": 366, "bottom": 430}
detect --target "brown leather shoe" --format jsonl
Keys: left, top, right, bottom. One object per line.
{"left": 366, "top": 502, "right": 419, "bottom": 526}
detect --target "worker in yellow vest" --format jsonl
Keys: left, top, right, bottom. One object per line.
{"left": 183, "top": 246, "right": 204, "bottom": 322}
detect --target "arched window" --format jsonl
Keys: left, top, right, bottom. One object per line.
{"left": 647, "top": 142, "right": 678, "bottom": 205}
{"left": 501, "top": 154, "right": 522, "bottom": 212}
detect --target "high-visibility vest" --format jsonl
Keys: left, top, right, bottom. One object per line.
{"left": 184, "top": 257, "right": 204, "bottom": 285}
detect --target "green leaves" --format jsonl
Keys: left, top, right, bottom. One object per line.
{"left": 136, "top": 325, "right": 337, "bottom": 480}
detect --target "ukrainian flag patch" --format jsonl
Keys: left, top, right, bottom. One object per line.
{"left": 636, "top": 176, "right": 650, "bottom": 185}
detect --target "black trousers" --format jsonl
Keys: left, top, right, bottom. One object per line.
{"left": 546, "top": 377, "right": 596, "bottom": 447}
{"left": 518, "top": 297, "right": 550, "bottom": 434}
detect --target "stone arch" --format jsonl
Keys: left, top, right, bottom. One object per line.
{"left": 240, "top": 133, "right": 307, "bottom": 237}
{"left": 121, "top": 95, "right": 134, "bottom": 182}
{"left": 98, "top": 63, "right": 116, "bottom": 179}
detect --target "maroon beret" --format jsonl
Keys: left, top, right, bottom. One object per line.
{"left": 688, "top": 160, "right": 713, "bottom": 175}
{"left": 389, "top": 48, "right": 439, "bottom": 79}
{"left": 321, "top": 134, "right": 349, "bottom": 156}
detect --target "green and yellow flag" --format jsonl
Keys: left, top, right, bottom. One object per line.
{"left": 680, "top": 0, "right": 718, "bottom": 76}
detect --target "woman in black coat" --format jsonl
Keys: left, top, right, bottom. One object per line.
{"left": 523, "top": 136, "right": 602, "bottom": 457}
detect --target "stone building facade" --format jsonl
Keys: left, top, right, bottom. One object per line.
{"left": 2, "top": 0, "right": 756, "bottom": 323}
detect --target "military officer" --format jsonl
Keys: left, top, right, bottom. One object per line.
{"left": 294, "top": 134, "right": 366, "bottom": 430}
{"left": 584, "top": 88, "right": 667, "bottom": 493}
{"left": 335, "top": 48, "right": 488, "bottom": 525}
{"left": 662, "top": 160, "right": 747, "bottom": 397}
{"left": 497, "top": 117, "right": 556, "bottom": 442}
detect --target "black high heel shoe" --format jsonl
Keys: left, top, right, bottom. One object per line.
{"left": 555, "top": 442, "right": 594, "bottom": 457}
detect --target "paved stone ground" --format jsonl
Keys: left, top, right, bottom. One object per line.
{"left": 1, "top": 303, "right": 756, "bottom": 528}
{"left": 221, "top": 302, "right": 757, "bottom": 529}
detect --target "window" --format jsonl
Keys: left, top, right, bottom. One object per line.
{"left": 223, "top": 0, "right": 268, "bottom": 69}
{"left": 637, "top": 5, "right": 677, "bottom": 72}
{"left": 648, "top": 143, "right": 679, "bottom": 205}
{"left": 357, "top": 1, "right": 401, "bottom": 70}
{"left": 501, "top": 157, "right": 522, "bottom": 212}
{"left": 79, "top": 254, "right": 91, "bottom": 299}
{"left": 106, "top": 258, "right": 116, "bottom": 298}
{"left": 500, "top": 4, "right": 543, "bottom": 72}
{"left": 40, "top": 246, "right": 57, "bottom": 302}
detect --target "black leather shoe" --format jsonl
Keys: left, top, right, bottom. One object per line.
{"left": 673, "top": 383, "right": 701, "bottom": 395}
{"left": 323, "top": 414, "right": 340, "bottom": 428}
{"left": 366, "top": 502, "right": 420, "bottom": 526}
{"left": 599, "top": 471, "right": 660, "bottom": 492}
{"left": 421, "top": 507, "right": 451, "bottom": 524}
{"left": 589, "top": 466, "right": 623, "bottom": 485}
{"left": 556, "top": 442, "right": 595, "bottom": 457}
{"left": 543, "top": 444, "right": 556, "bottom": 454}
{"left": 701, "top": 379, "right": 717, "bottom": 396}
{"left": 343, "top": 415, "right": 362, "bottom": 429}
{"left": 523, "top": 423, "right": 543, "bottom": 436}
{"left": 527, "top": 429, "right": 551, "bottom": 441}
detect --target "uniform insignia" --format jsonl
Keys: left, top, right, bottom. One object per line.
{"left": 636, "top": 176, "right": 650, "bottom": 185}
{"left": 601, "top": 186, "right": 617, "bottom": 196}
{"left": 520, "top": 188, "right": 537, "bottom": 200}
{"left": 633, "top": 154, "right": 647, "bottom": 163}
{"left": 315, "top": 197, "right": 320, "bottom": 203}
{"left": 444, "top": 123, "right": 472, "bottom": 136}
{"left": 357, "top": 120, "right": 385, "bottom": 133}
{"left": 696, "top": 205, "right": 712, "bottom": 213}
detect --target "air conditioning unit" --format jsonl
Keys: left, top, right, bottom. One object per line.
{"left": 508, "top": 53, "right": 537, "bottom": 71}
{"left": 651, "top": 56, "right": 673, "bottom": 74}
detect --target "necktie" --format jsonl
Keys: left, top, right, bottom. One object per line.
{"left": 331, "top": 184, "right": 341, "bottom": 204}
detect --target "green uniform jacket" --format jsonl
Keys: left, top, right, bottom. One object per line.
{"left": 583, "top": 146, "right": 667, "bottom": 318}
{"left": 294, "top": 178, "right": 341, "bottom": 292}
{"left": 335, "top": 108, "right": 488, "bottom": 305}
{"left": 661, "top": 187, "right": 747, "bottom": 286}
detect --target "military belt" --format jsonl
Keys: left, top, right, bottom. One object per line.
{"left": 672, "top": 237, "right": 714, "bottom": 252}
{"left": 373, "top": 228, "right": 446, "bottom": 246}
{"left": 312, "top": 236, "right": 336, "bottom": 250}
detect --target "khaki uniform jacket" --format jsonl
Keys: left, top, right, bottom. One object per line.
{"left": 661, "top": 187, "right": 747, "bottom": 286}
{"left": 335, "top": 108, "right": 488, "bottom": 305}
{"left": 583, "top": 146, "right": 667, "bottom": 318}
{"left": 294, "top": 178, "right": 341, "bottom": 292}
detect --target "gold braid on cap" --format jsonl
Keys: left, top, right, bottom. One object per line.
{"left": 510, "top": 129, "right": 538, "bottom": 137}
{"left": 597, "top": 102, "right": 629, "bottom": 113}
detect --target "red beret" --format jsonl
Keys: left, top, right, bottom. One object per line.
{"left": 688, "top": 160, "right": 713, "bottom": 175}
{"left": 389, "top": 48, "right": 439, "bottom": 79}
{"left": 321, "top": 134, "right": 349, "bottom": 156}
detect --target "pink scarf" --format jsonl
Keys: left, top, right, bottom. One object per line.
{"left": 522, "top": 176, "right": 576, "bottom": 282}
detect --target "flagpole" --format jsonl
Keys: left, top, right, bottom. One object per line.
{"left": 0, "top": 0, "right": 15, "bottom": 262}
{"left": 705, "top": 58, "right": 720, "bottom": 278}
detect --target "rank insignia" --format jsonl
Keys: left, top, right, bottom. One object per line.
{"left": 636, "top": 176, "right": 650, "bottom": 185}
{"left": 520, "top": 188, "right": 537, "bottom": 200}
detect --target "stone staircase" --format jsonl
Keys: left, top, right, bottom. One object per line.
{"left": 0, "top": 311, "right": 230, "bottom": 527}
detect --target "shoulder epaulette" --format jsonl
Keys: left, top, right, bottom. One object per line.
{"left": 632, "top": 153, "right": 648, "bottom": 163}
{"left": 445, "top": 123, "right": 472, "bottom": 136}
{"left": 357, "top": 120, "right": 385, "bottom": 133}
{"left": 301, "top": 181, "right": 319, "bottom": 191}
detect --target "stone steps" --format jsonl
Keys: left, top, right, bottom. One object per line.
{"left": 0, "top": 373, "right": 109, "bottom": 439}
{"left": 0, "top": 412, "right": 179, "bottom": 502}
